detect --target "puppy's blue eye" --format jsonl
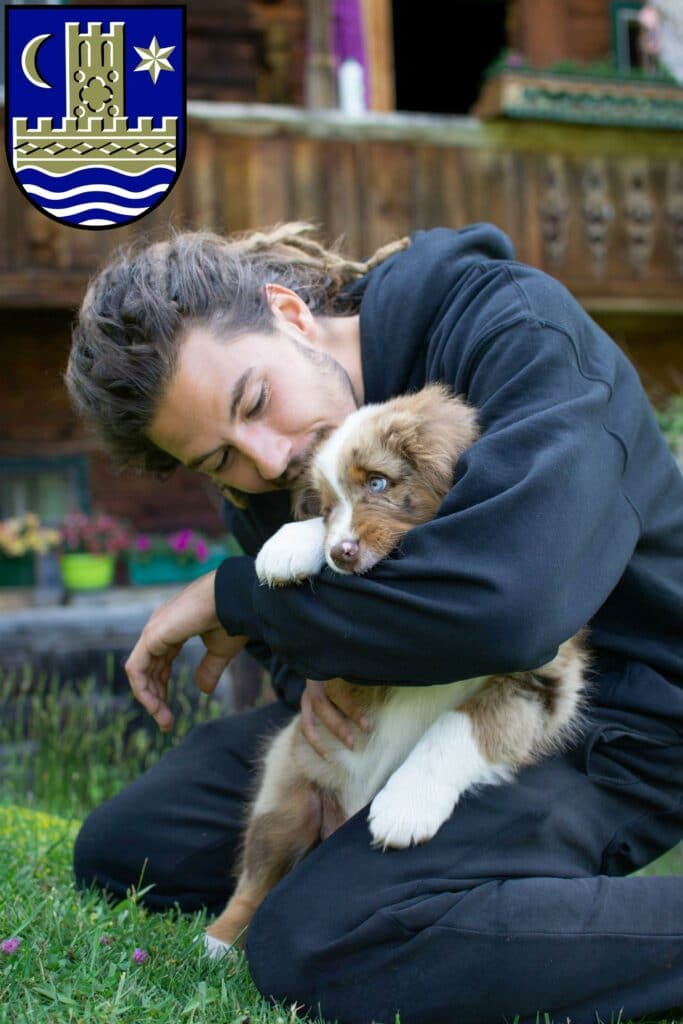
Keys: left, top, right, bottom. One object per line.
{"left": 367, "top": 475, "right": 388, "bottom": 494}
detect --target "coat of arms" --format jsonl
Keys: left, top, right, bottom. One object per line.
{"left": 5, "top": 5, "right": 185, "bottom": 229}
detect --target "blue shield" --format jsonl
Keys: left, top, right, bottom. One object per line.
{"left": 5, "top": 5, "right": 185, "bottom": 229}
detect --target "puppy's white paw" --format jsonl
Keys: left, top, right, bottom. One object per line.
{"left": 204, "top": 933, "right": 234, "bottom": 960}
{"left": 255, "top": 519, "right": 326, "bottom": 586}
{"left": 368, "top": 775, "right": 456, "bottom": 850}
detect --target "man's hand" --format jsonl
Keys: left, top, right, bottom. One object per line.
{"left": 124, "top": 570, "right": 248, "bottom": 731}
{"left": 300, "top": 678, "right": 372, "bottom": 758}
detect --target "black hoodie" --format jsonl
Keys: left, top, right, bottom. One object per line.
{"left": 215, "top": 225, "right": 683, "bottom": 717}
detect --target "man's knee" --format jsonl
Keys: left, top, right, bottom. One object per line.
{"left": 73, "top": 799, "right": 129, "bottom": 901}
{"left": 244, "top": 868, "right": 405, "bottom": 1022}
{"left": 245, "top": 884, "right": 328, "bottom": 1014}
{"left": 72, "top": 784, "right": 194, "bottom": 912}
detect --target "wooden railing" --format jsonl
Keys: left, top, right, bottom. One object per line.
{"left": 1, "top": 101, "right": 682, "bottom": 311}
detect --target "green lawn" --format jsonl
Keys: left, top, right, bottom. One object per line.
{"left": 0, "top": 669, "right": 681, "bottom": 1024}
{"left": 0, "top": 805, "right": 316, "bottom": 1024}
{"left": 0, "top": 669, "right": 319, "bottom": 1024}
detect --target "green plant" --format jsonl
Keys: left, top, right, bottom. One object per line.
{"left": 655, "top": 394, "right": 683, "bottom": 454}
{"left": 0, "top": 660, "right": 225, "bottom": 818}
{"left": 484, "top": 48, "right": 677, "bottom": 84}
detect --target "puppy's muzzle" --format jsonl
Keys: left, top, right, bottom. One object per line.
{"left": 330, "top": 539, "right": 359, "bottom": 572}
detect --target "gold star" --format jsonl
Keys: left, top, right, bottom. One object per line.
{"left": 133, "top": 36, "right": 175, "bottom": 84}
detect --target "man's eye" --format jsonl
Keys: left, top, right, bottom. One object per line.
{"left": 367, "top": 475, "right": 388, "bottom": 494}
{"left": 214, "top": 448, "right": 232, "bottom": 473}
{"left": 247, "top": 382, "right": 269, "bottom": 418}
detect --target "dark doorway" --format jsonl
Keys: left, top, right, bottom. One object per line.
{"left": 391, "top": 0, "right": 508, "bottom": 115}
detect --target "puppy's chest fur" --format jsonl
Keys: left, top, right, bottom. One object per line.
{"left": 289, "top": 676, "right": 488, "bottom": 819}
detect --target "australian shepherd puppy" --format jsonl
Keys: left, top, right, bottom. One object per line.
{"left": 205, "top": 384, "right": 588, "bottom": 956}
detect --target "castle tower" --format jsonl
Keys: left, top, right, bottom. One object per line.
{"left": 66, "top": 21, "right": 125, "bottom": 131}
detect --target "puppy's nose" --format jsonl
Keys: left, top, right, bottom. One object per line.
{"left": 330, "top": 539, "right": 359, "bottom": 570}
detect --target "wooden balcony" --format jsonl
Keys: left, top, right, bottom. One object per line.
{"left": 1, "top": 101, "right": 682, "bottom": 314}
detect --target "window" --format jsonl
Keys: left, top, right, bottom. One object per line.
{"left": 612, "top": 1, "right": 648, "bottom": 74}
{"left": 392, "top": 0, "right": 507, "bottom": 115}
{"left": 0, "top": 455, "right": 90, "bottom": 525}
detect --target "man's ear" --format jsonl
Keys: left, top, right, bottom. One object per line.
{"left": 265, "top": 284, "right": 316, "bottom": 337}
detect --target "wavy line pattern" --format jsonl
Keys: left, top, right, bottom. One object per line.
{"left": 17, "top": 165, "right": 176, "bottom": 181}
{"left": 15, "top": 165, "right": 176, "bottom": 226}
{"left": 24, "top": 182, "right": 170, "bottom": 201}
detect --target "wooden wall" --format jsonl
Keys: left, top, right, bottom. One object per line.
{"left": 2, "top": 108, "right": 680, "bottom": 310}
{"left": 509, "top": 0, "right": 613, "bottom": 68}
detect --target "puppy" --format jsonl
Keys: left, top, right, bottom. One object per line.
{"left": 205, "top": 384, "right": 588, "bottom": 957}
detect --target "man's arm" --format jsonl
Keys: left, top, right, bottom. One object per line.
{"left": 220, "top": 493, "right": 309, "bottom": 708}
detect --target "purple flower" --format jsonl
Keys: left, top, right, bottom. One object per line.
{"left": 507, "top": 51, "right": 524, "bottom": 67}
{"left": 1, "top": 937, "right": 20, "bottom": 954}
{"left": 170, "top": 528, "right": 192, "bottom": 554}
{"left": 194, "top": 539, "right": 210, "bottom": 562}
{"left": 99, "top": 934, "right": 113, "bottom": 946}
{"left": 135, "top": 535, "right": 152, "bottom": 553}
{"left": 132, "top": 947, "right": 148, "bottom": 963}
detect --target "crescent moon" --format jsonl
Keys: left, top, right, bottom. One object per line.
{"left": 21, "top": 34, "right": 53, "bottom": 89}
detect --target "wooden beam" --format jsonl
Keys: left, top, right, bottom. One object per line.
{"left": 361, "top": 0, "right": 395, "bottom": 111}
{"left": 519, "top": 0, "right": 571, "bottom": 68}
{"left": 305, "top": 0, "right": 337, "bottom": 107}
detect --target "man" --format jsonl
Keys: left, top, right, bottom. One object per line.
{"left": 68, "top": 222, "right": 683, "bottom": 1024}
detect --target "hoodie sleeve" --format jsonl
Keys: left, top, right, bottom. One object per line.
{"left": 219, "top": 316, "right": 642, "bottom": 686}
{"left": 217, "top": 492, "right": 306, "bottom": 707}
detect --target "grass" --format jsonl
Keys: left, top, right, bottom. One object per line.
{"left": 0, "top": 666, "right": 681, "bottom": 1024}
{"left": 0, "top": 808, "right": 311, "bottom": 1024}
{"left": 0, "top": 668, "right": 319, "bottom": 1024}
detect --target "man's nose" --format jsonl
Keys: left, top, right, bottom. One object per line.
{"left": 243, "top": 427, "right": 292, "bottom": 481}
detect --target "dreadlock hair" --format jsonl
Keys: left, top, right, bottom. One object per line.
{"left": 66, "top": 222, "right": 409, "bottom": 506}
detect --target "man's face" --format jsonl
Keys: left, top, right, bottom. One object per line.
{"left": 147, "top": 325, "right": 359, "bottom": 497}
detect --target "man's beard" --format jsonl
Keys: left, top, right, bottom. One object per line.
{"left": 274, "top": 423, "right": 335, "bottom": 489}
{"left": 275, "top": 340, "right": 359, "bottom": 489}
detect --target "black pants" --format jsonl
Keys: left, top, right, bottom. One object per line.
{"left": 73, "top": 663, "right": 683, "bottom": 1024}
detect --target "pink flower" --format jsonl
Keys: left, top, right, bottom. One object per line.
{"left": 170, "top": 528, "right": 192, "bottom": 554}
{"left": 135, "top": 535, "right": 152, "bottom": 553}
{"left": 194, "top": 539, "right": 209, "bottom": 562}
{"left": 132, "top": 947, "right": 148, "bottom": 963}
{"left": 638, "top": 4, "right": 661, "bottom": 55}
{"left": 1, "top": 937, "right": 20, "bottom": 954}
{"left": 638, "top": 5, "right": 660, "bottom": 31}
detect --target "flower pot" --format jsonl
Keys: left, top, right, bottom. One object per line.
{"left": 127, "top": 547, "right": 227, "bottom": 586}
{"left": 0, "top": 553, "right": 35, "bottom": 587}
{"left": 59, "top": 553, "right": 116, "bottom": 591}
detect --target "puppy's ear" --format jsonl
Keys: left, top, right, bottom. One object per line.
{"left": 291, "top": 483, "right": 322, "bottom": 521}
{"left": 381, "top": 384, "right": 479, "bottom": 498}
